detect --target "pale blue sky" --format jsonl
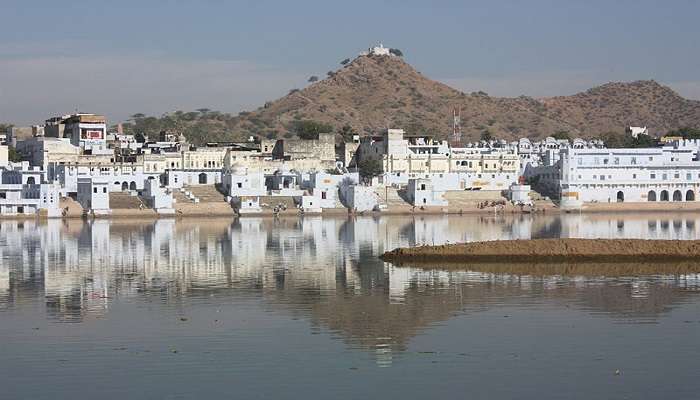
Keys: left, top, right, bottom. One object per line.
{"left": 1, "top": 0, "right": 698, "bottom": 124}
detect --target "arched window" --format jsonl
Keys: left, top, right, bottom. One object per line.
{"left": 616, "top": 191, "right": 624, "bottom": 202}
{"left": 686, "top": 190, "right": 695, "bottom": 201}
{"left": 129, "top": 181, "right": 137, "bottom": 191}
{"left": 673, "top": 190, "right": 683, "bottom": 202}
{"left": 647, "top": 191, "right": 657, "bottom": 202}
{"left": 26, "top": 177, "right": 36, "bottom": 185}
{"left": 121, "top": 182, "right": 129, "bottom": 191}
{"left": 198, "top": 173, "right": 207, "bottom": 184}
{"left": 660, "top": 190, "right": 669, "bottom": 201}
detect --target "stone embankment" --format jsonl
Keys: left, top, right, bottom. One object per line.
{"left": 380, "top": 239, "right": 700, "bottom": 263}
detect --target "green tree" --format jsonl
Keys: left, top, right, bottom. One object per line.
{"left": 340, "top": 58, "right": 351, "bottom": 65}
{"left": 628, "top": 134, "right": 658, "bottom": 148}
{"left": 480, "top": 130, "right": 493, "bottom": 142}
{"left": 308, "top": 76, "right": 319, "bottom": 83}
{"left": 596, "top": 131, "right": 658, "bottom": 148}
{"left": 389, "top": 48, "right": 403, "bottom": 57}
{"left": 668, "top": 127, "right": 700, "bottom": 139}
{"left": 8, "top": 147, "right": 22, "bottom": 162}
{"left": 551, "top": 130, "right": 571, "bottom": 140}
{"left": 338, "top": 124, "right": 357, "bottom": 142}
{"left": 293, "top": 120, "right": 333, "bottom": 140}
{"left": 358, "top": 158, "right": 383, "bottom": 182}
{"left": 135, "top": 132, "right": 148, "bottom": 143}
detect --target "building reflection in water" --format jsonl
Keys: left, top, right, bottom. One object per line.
{"left": 1, "top": 213, "right": 700, "bottom": 359}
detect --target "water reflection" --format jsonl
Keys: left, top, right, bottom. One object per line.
{"left": 1, "top": 214, "right": 700, "bottom": 353}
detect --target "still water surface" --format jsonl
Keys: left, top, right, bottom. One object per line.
{"left": 1, "top": 214, "right": 700, "bottom": 399}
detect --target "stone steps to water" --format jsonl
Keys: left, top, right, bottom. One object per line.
{"left": 109, "top": 192, "right": 146, "bottom": 209}
{"left": 173, "top": 185, "right": 234, "bottom": 216}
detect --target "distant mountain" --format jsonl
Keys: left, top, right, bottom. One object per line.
{"left": 122, "top": 53, "right": 700, "bottom": 143}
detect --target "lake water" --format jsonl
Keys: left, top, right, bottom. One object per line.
{"left": 1, "top": 214, "right": 700, "bottom": 399}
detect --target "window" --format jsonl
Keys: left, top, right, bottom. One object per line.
{"left": 675, "top": 173, "right": 680, "bottom": 179}
{"left": 631, "top": 157, "right": 637, "bottom": 165}
{"left": 663, "top": 174, "right": 668, "bottom": 180}
{"left": 651, "top": 173, "right": 656, "bottom": 179}
{"left": 577, "top": 158, "right": 582, "bottom": 165}
{"left": 103, "top": 187, "right": 107, "bottom": 193}
{"left": 603, "top": 159, "right": 609, "bottom": 165}
{"left": 93, "top": 187, "right": 97, "bottom": 193}
{"left": 600, "top": 175, "right": 605, "bottom": 181}
{"left": 633, "top": 174, "right": 637, "bottom": 179}
{"left": 614, "top": 157, "right": 619, "bottom": 165}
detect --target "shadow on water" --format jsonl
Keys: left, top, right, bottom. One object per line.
{"left": 387, "top": 261, "right": 700, "bottom": 277}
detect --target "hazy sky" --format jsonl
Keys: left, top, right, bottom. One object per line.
{"left": 1, "top": 0, "right": 699, "bottom": 125}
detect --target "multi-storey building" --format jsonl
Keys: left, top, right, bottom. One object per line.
{"left": 531, "top": 139, "right": 700, "bottom": 207}
{"left": 357, "top": 129, "right": 520, "bottom": 190}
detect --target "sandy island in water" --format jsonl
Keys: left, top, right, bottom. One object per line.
{"left": 380, "top": 239, "right": 700, "bottom": 264}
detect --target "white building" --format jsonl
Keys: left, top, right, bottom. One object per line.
{"left": 142, "top": 179, "right": 174, "bottom": 214}
{"left": 51, "top": 161, "right": 155, "bottom": 194}
{"left": 302, "top": 172, "right": 358, "bottom": 209}
{"left": 77, "top": 177, "right": 111, "bottom": 216}
{"left": 1, "top": 163, "right": 43, "bottom": 185}
{"left": 15, "top": 137, "right": 80, "bottom": 169}
{"left": 0, "top": 181, "right": 61, "bottom": 217}
{"left": 357, "top": 129, "right": 520, "bottom": 189}
{"left": 535, "top": 139, "right": 700, "bottom": 208}
{"left": 222, "top": 164, "right": 266, "bottom": 197}
{"left": 406, "top": 178, "right": 447, "bottom": 207}
{"left": 508, "top": 183, "right": 532, "bottom": 206}
{"left": 340, "top": 185, "right": 379, "bottom": 212}
{"left": 627, "top": 126, "right": 649, "bottom": 139}
{"left": 360, "top": 43, "right": 394, "bottom": 57}
{"left": 62, "top": 114, "right": 111, "bottom": 154}
{"left": 231, "top": 196, "right": 262, "bottom": 214}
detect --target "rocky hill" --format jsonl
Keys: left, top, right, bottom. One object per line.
{"left": 122, "top": 54, "right": 700, "bottom": 143}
